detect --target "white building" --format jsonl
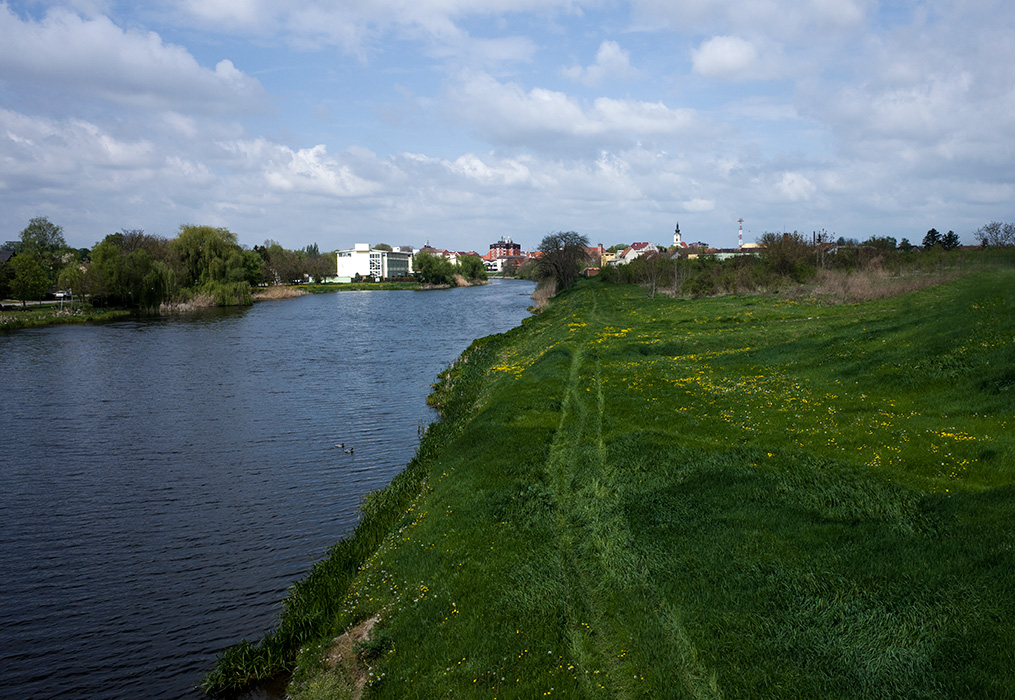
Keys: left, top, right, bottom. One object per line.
{"left": 335, "top": 243, "right": 413, "bottom": 282}
{"left": 610, "top": 242, "right": 659, "bottom": 265}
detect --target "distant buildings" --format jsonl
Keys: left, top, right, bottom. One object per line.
{"left": 610, "top": 242, "right": 660, "bottom": 265}
{"left": 487, "top": 236, "right": 521, "bottom": 259}
{"left": 334, "top": 243, "right": 412, "bottom": 282}
{"left": 483, "top": 236, "right": 531, "bottom": 273}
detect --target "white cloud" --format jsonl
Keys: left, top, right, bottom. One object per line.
{"left": 776, "top": 171, "right": 817, "bottom": 202}
{"left": 221, "top": 140, "right": 384, "bottom": 198}
{"left": 630, "top": 0, "right": 871, "bottom": 40}
{"left": 447, "top": 71, "right": 702, "bottom": 148}
{"left": 0, "top": 108, "right": 157, "bottom": 183}
{"left": 169, "top": 0, "right": 569, "bottom": 60}
{"left": 563, "top": 40, "right": 639, "bottom": 86}
{"left": 0, "top": 5, "right": 265, "bottom": 113}
{"left": 178, "top": 0, "right": 270, "bottom": 30}
{"left": 691, "top": 35, "right": 759, "bottom": 81}
{"left": 450, "top": 153, "right": 534, "bottom": 186}
{"left": 683, "top": 198, "right": 715, "bottom": 212}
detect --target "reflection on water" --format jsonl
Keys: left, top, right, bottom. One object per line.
{"left": 0, "top": 280, "right": 535, "bottom": 700}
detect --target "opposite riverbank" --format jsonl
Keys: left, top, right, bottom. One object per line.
{"left": 0, "top": 302, "right": 130, "bottom": 331}
{"left": 207, "top": 267, "right": 1015, "bottom": 699}
{"left": 0, "top": 280, "right": 488, "bottom": 330}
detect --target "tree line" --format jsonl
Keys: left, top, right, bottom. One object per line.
{"left": 411, "top": 250, "right": 488, "bottom": 286}
{"left": 0, "top": 217, "right": 337, "bottom": 308}
{"left": 602, "top": 222, "right": 1015, "bottom": 299}
{"left": 524, "top": 221, "right": 1015, "bottom": 303}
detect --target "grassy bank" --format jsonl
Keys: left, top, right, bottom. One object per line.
{"left": 209, "top": 266, "right": 1014, "bottom": 699}
{"left": 0, "top": 303, "right": 130, "bottom": 331}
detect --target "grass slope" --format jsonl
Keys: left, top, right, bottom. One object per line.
{"left": 288, "top": 269, "right": 1015, "bottom": 699}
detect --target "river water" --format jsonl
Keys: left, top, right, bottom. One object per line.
{"left": 0, "top": 280, "right": 535, "bottom": 700}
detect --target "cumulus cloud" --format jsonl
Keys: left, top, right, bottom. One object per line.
{"left": 563, "top": 40, "right": 639, "bottom": 86}
{"left": 0, "top": 5, "right": 265, "bottom": 113}
{"left": 447, "top": 71, "right": 701, "bottom": 148}
{"left": 691, "top": 35, "right": 759, "bottom": 81}
{"left": 0, "top": 108, "right": 157, "bottom": 188}
{"left": 217, "top": 139, "right": 385, "bottom": 197}
{"left": 776, "top": 171, "right": 817, "bottom": 202}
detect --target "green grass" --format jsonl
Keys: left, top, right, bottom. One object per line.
{"left": 212, "top": 266, "right": 1015, "bottom": 699}
{"left": 0, "top": 303, "right": 130, "bottom": 330}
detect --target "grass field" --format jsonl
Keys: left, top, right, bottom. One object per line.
{"left": 213, "top": 265, "right": 1015, "bottom": 699}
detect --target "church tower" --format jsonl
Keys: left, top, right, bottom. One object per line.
{"left": 673, "top": 222, "right": 682, "bottom": 247}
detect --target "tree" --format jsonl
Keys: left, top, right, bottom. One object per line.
{"left": 413, "top": 251, "right": 455, "bottom": 285}
{"left": 536, "top": 231, "right": 591, "bottom": 292}
{"left": 861, "top": 236, "right": 897, "bottom": 251}
{"left": 973, "top": 221, "right": 1015, "bottom": 248}
{"left": 171, "top": 225, "right": 246, "bottom": 288}
{"left": 372, "top": 243, "right": 392, "bottom": 251}
{"left": 898, "top": 238, "right": 914, "bottom": 251}
{"left": 941, "top": 230, "right": 960, "bottom": 251}
{"left": 922, "top": 228, "right": 942, "bottom": 249}
{"left": 758, "top": 231, "right": 813, "bottom": 281}
{"left": 18, "top": 217, "right": 67, "bottom": 280}
{"left": 9, "top": 255, "right": 49, "bottom": 306}
{"left": 630, "top": 251, "right": 669, "bottom": 298}
{"left": 303, "top": 253, "right": 333, "bottom": 283}
{"left": 457, "top": 254, "right": 488, "bottom": 282}
{"left": 56, "top": 262, "right": 84, "bottom": 300}
{"left": 87, "top": 235, "right": 177, "bottom": 308}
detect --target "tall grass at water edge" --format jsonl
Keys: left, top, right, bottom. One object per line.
{"left": 211, "top": 264, "right": 1015, "bottom": 699}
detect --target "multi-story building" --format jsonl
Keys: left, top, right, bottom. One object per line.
{"left": 335, "top": 243, "right": 412, "bottom": 281}
{"left": 485, "top": 236, "right": 522, "bottom": 261}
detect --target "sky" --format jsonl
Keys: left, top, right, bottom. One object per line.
{"left": 1, "top": 1, "right": 1013, "bottom": 253}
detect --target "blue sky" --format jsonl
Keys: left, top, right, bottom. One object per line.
{"left": 1, "top": 1, "right": 1013, "bottom": 252}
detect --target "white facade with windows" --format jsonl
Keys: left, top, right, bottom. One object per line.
{"left": 335, "top": 243, "right": 413, "bottom": 282}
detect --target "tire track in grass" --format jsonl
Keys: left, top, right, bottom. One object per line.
{"left": 546, "top": 286, "right": 722, "bottom": 699}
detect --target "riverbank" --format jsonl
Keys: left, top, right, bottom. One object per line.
{"left": 296, "top": 279, "right": 489, "bottom": 293}
{"left": 0, "top": 303, "right": 130, "bottom": 331}
{"left": 207, "top": 268, "right": 1015, "bottom": 699}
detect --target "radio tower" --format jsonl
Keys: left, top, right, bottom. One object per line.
{"left": 738, "top": 218, "right": 744, "bottom": 249}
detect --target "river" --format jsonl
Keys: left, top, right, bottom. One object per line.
{"left": 0, "top": 279, "right": 535, "bottom": 700}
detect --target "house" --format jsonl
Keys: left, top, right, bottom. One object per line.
{"left": 419, "top": 245, "right": 460, "bottom": 266}
{"left": 485, "top": 254, "right": 528, "bottom": 273}
{"left": 334, "top": 243, "right": 413, "bottom": 282}
{"left": 610, "top": 242, "right": 659, "bottom": 265}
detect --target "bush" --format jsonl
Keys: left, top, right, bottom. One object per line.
{"left": 759, "top": 231, "right": 816, "bottom": 281}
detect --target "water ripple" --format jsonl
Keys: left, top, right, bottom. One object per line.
{"left": 0, "top": 280, "right": 535, "bottom": 700}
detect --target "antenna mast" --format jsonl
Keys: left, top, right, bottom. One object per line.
{"left": 738, "top": 218, "right": 744, "bottom": 248}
